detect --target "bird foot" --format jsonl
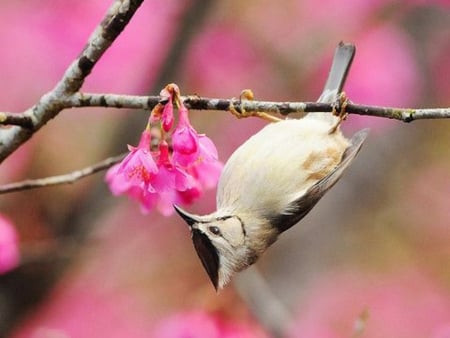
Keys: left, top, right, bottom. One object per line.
{"left": 329, "top": 92, "right": 349, "bottom": 134}
{"left": 229, "top": 89, "right": 282, "bottom": 123}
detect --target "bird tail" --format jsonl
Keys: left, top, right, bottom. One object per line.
{"left": 307, "top": 42, "right": 355, "bottom": 123}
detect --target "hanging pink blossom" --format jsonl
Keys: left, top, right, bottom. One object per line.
{"left": 172, "top": 103, "right": 223, "bottom": 190}
{"left": 106, "top": 84, "right": 223, "bottom": 216}
{"left": 174, "top": 134, "right": 223, "bottom": 190}
{"left": 161, "top": 97, "right": 174, "bottom": 132}
{"left": 177, "top": 185, "right": 203, "bottom": 205}
{"left": 106, "top": 129, "right": 159, "bottom": 213}
{"left": 151, "top": 141, "right": 196, "bottom": 215}
{"left": 172, "top": 104, "right": 199, "bottom": 161}
{"left": 0, "top": 214, "right": 19, "bottom": 274}
{"left": 193, "top": 135, "right": 223, "bottom": 188}
{"left": 159, "top": 84, "right": 179, "bottom": 132}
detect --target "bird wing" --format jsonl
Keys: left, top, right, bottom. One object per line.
{"left": 269, "top": 128, "right": 369, "bottom": 233}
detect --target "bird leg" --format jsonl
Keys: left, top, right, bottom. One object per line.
{"left": 228, "top": 89, "right": 282, "bottom": 123}
{"left": 329, "top": 92, "right": 349, "bottom": 134}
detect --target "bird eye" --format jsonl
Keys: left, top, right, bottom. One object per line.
{"left": 208, "top": 226, "right": 221, "bottom": 236}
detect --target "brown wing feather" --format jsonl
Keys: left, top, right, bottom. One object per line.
{"left": 270, "top": 128, "right": 369, "bottom": 233}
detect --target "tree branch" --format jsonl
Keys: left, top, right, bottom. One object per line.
{"left": 0, "top": 112, "right": 33, "bottom": 129}
{"left": 0, "top": 0, "right": 145, "bottom": 164}
{"left": 2, "top": 93, "right": 448, "bottom": 129}
{"left": 0, "top": 154, "right": 124, "bottom": 194}
{"left": 234, "top": 267, "right": 293, "bottom": 338}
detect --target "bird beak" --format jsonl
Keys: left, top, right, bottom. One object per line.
{"left": 173, "top": 205, "right": 200, "bottom": 227}
{"left": 192, "top": 229, "right": 219, "bottom": 290}
{"left": 173, "top": 205, "right": 220, "bottom": 289}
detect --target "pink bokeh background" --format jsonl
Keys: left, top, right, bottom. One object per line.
{"left": 0, "top": 0, "right": 449, "bottom": 337}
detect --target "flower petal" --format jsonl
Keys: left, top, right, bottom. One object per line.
{"left": 161, "top": 98, "right": 174, "bottom": 132}
{"left": 172, "top": 105, "right": 199, "bottom": 156}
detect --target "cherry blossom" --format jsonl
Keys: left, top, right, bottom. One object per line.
{"left": 106, "top": 84, "right": 223, "bottom": 215}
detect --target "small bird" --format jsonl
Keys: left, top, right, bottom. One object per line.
{"left": 175, "top": 42, "right": 369, "bottom": 290}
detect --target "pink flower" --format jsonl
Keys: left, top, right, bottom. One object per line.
{"left": 187, "top": 135, "right": 223, "bottom": 189}
{"left": 161, "top": 97, "right": 174, "bottom": 132}
{"left": 0, "top": 214, "right": 20, "bottom": 274}
{"left": 177, "top": 185, "right": 203, "bottom": 205}
{"left": 171, "top": 104, "right": 199, "bottom": 163}
{"left": 172, "top": 104, "right": 223, "bottom": 187}
{"left": 106, "top": 86, "right": 223, "bottom": 216}
{"left": 343, "top": 25, "right": 420, "bottom": 132}
{"left": 151, "top": 141, "right": 197, "bottom": 215}
{"left": 152, "top": 311, "right": 267, "bottom": 338}
{"left": 159, "top": 84, "right": 179, "bottom": 132}
{"left": 106, "top": 130, "right": 159, "bottom": 212}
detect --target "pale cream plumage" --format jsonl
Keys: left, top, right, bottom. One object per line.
{"left": 174, "top": 42, "right": 369, "bottom": 290}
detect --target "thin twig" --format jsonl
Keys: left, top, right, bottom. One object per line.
{"left": 0, "top": 0, "right": 145, "bottom": 163}
{"left": 0, "top": 154, "right": 125, "bottom": 194}
{"left": 3, "top": 93, "right": 448, "bottom": 127}
{"left": 65, "top": 92, "right": 450, "bottom": 122}
{"left": 234, "top": 267, "right": 293, "bottom": 338}
{"left": 0, "top": 112, "right": 34, "bottom": 129}
{"left": 344, "top": 104, "right": 450, "bottom": 122}
{"left": 2, "top": 92, "right": 450, "bottom": 129}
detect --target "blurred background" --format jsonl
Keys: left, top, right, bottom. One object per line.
{"left": 0, "top": 0, "right": 449, "bottom": 337}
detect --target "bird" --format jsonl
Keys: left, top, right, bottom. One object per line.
{"left": 174, "top": 42, "right": 369, "bottom": 290}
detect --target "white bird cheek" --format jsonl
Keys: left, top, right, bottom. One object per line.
{"left": 221, "top": 224, "right": 245, "bottom": 247}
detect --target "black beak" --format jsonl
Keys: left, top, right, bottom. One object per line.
{"left": 173, "top": 205, "right": 200, "bottom": 227}
{"left": 192, "top": 229, "right": 220, "bottom": 290}
{"left": 173, "top": 205, "right": 219, "bottom": 289}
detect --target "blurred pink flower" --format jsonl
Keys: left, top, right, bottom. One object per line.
{"left": 301, "top": 0, "right": 391, "bottom": 36}
{"left": 433, "top": 324, "right": 450, "bottom": 338}
{"left": 152, "top": 310, "right": 267, "bottom": 338}
{"left": 0, "top": 214, "right": 20, "bottom": 274}
{"left": 288, "top": 269, "right": 450, "bottom": 338}
{"left": 10, "top": 273, "right": 156, "bottom": 338}
{"left": 0, "top": 1, "right": 185, "bottom": 110}
{"left": 343, "top": 25, "right": 420, "bottom": 132}
{"left": 429, "top": 34, "right": 450, "bottom": 105}
{"left": 347, "top": 25, "right": 420, "bottom": 107}
{"left": 182, "top": 25, "right": 276, "bottom": 97}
